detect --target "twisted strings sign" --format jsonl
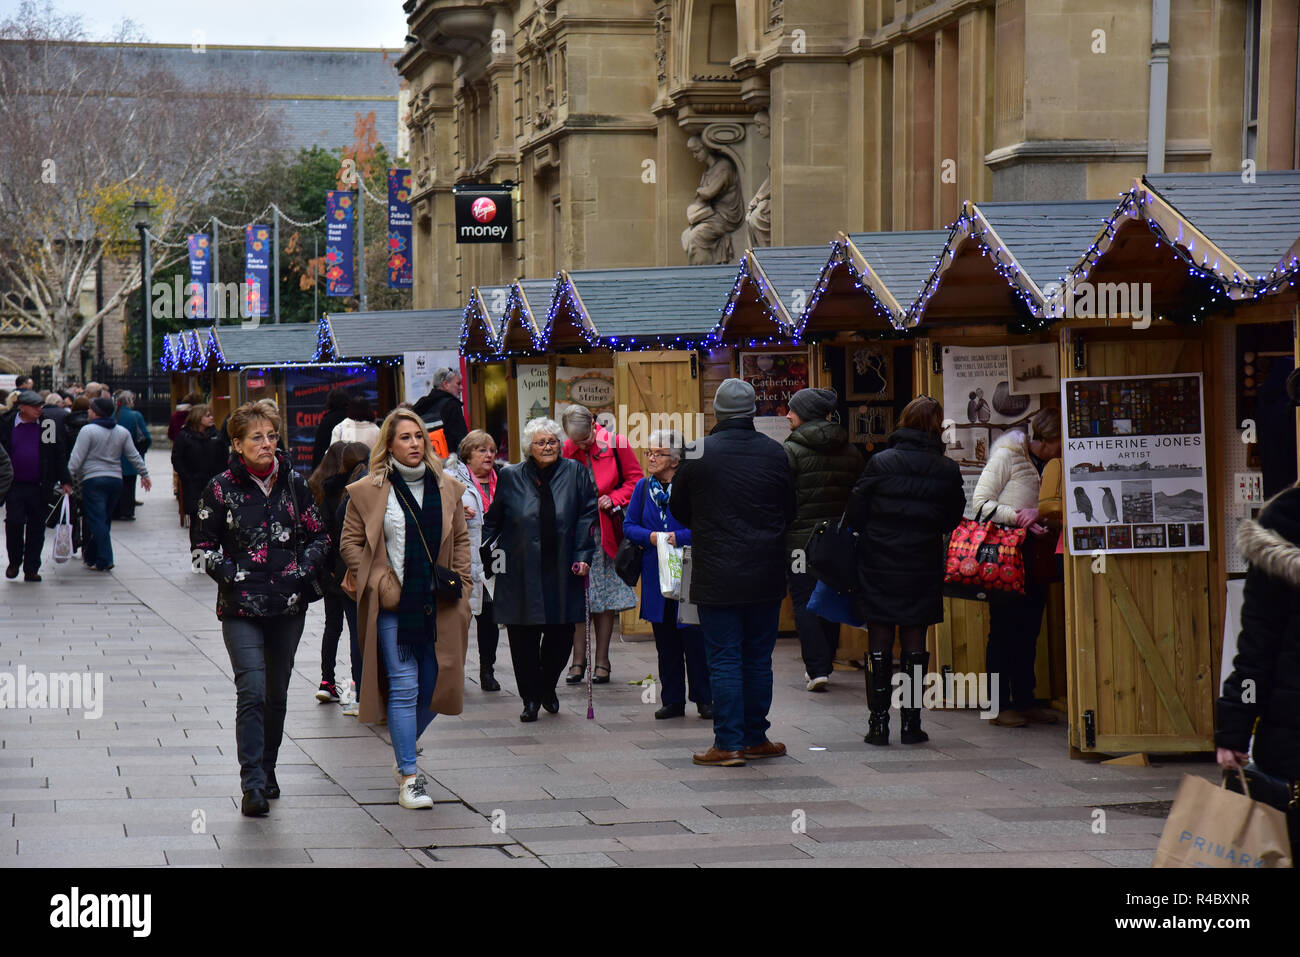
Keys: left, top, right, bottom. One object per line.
{"left": 243, "top": 225, "right": 271, "bottom": 319}
{"left": 387, "top": 168, "right": 413, "bottom": 289}
{"left": 325, "top": 190, "right": 355, "bottom": 297}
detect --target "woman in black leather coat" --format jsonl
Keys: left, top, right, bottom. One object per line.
{"left": 481, "top": 417, "right": 597, "bottom": 723}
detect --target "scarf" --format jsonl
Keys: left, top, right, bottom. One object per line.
{"left": 529, "top": 457, "right": 562, "bottom": 623}
{"left": 475, "top": 465, "right": 497, "bottom": 510}
{"left": 648, "top": 476, "right": 673, "bottom": 524}
{"left": 245, "top": 457, "right": 278, "bottom": 498}
{"left": 388, "top": 459, "right": 441, "bottom": 661}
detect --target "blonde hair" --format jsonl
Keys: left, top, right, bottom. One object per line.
{"left": 369, "top": 408, "right": 444, "bottom": 484}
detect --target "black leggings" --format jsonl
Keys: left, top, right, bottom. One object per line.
{"left": 867, "top": 622, "right": 926, "bottom": 655}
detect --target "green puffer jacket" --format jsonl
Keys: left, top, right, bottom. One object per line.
{"left": 783, "top": 419, "right": 863, "bottom": 555}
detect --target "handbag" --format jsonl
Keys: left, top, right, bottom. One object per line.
{"left": 52, "top": 493, "right": 73, "bottom": 564}
{"left": 943, "top": 503, "right": 1027, "bottom": 601}
{"left": 1224, "top": 763, "right": 1300, "bottom": 815}
{"left": 808, "top": 578, "right": 865, "bottom": 627}
{"left": 805, "top": 513, "right": 861, "bottom": 595}
{"left": 614, "top": 536, "right": 643, "bottom": 587}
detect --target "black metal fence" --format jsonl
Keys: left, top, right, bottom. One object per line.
{"left": 91, "top": 363, "right": 173, "bottom": 428}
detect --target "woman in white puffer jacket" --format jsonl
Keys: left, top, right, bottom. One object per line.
{"left": 972, "top": 407, "right": 1061, "bottom": 728}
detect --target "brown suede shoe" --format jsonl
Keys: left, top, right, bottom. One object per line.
{"left": 990, "top": 710, "right": 1028, "bottom": 727}
{"left": 743, "top": 740, "right": 787, "bottom": 759}
{"left": 693, "top": 746, "right": 746, "bottom": 767}
{"left": 1024, "top": 707, "right": 1060, "bottom": 725}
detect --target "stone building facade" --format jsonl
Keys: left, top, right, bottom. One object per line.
{"left": 400, "top": 0, "right": 1298, "bottom": 308}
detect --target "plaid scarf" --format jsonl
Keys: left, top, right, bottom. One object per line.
{"left": 388, "top": 467, "right": 441, "bottom": 662}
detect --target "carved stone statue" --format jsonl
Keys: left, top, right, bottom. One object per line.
{"left": 683, "top": 135, "right": 746, "bottom": 265}
{"left": 746, "top": 110, "right": 772, "bottom": 248}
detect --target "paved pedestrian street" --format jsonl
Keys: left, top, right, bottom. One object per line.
{"left": 0, "top": 451, "right": 1217, "bottom": 869}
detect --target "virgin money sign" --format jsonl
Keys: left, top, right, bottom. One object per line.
{"left": 454, "top": 185, "right": 513, "bottom": 243}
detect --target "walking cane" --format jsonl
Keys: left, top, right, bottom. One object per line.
{"left": 584, "top": 574, "right": 594, "bottom": 719}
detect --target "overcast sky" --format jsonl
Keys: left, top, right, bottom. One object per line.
{"left": 48, "top": 0, "right": 409, "bottom": 49}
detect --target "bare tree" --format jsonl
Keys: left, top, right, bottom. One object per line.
{"left": 0, "top": 1, "right": 281, "bottom": 381}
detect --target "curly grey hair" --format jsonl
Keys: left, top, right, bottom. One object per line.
{"left": 522, "top": 417, "right": 564, "bottom": 457}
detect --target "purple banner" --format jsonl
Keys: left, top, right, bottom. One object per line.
{"left": 186, "top": 233, "right": 212, "bottom": 320}
{"left": 387, "top": 168, "right": 413, "bottom": 289}
{"left": 325, "top": 190, "right": 355, "bottom": 298}
{"left": 243, "top": 224, "right": 271, "bottom": 318}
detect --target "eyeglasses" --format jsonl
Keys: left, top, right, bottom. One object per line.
{"left": 646, "top": 450, "right": 672, "bottom": 459}
{"left": 245, "top": 433, "right": 278, "bottom": 446}
{"left": 532, "top": 438, "right": 560, "bottom": 449}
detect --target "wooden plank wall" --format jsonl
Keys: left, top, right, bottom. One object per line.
{"left": 1061, "top": 327, "right": 1216, "bottom": 753}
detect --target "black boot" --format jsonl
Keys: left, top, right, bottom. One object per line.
{"left": 864, "top": 651, "right": 892, "bottom": 746}
{"left": 899, "top": 651, "right": 930, "bottom": 744}
{"left": 480, "top": 670, "right": 501, "bottom": 692}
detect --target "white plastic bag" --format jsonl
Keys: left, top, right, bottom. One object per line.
{"left": 657, "top": 535, "right": 684, "bottom": 600}
{"left": 52, "top": 494, "right": 73, "bottom": 564}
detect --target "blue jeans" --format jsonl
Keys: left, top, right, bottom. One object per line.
{"left": 222, "top": 614, "right": 305, "bottom": 792}
{"left": 696, "top": 600, "right": 781, "bottom": 751}
{"left": 377, "top": 611, "right": 438, "bottom": 776}
{"left": 81, "top": 477, "right": 122, "bottom": 569}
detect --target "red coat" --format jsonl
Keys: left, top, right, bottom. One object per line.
{"left": 562, "top": 423, "right": 643, "bottom": 559}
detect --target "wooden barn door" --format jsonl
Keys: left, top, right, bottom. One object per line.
{"left": 614, "top": 351, "right": 701, "bottom": 636}
{"left": 1063, "top": 331, "right": 1217, "bottom": 754}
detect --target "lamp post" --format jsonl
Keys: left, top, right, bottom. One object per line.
{"left": 133, "top": 198, "right": 154, "bottom": 411}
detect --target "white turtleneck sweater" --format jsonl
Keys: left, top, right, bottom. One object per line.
{"left": 384, "top": 458, "right": 428, "bottom": 585}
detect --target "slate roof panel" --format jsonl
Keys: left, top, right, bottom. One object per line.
{"left": 750, "top": 245, "right": 836, "bottom": 303}
{"left": 564, "top": 266, "right": 739, "bottom": 337}
{"left": 969, "top": 201, "right": 1118, "bottom": 286}
{"left": 1144, "top": 171, "right": 1300, "bottom": 277}
{"left": 846, "top": 230, "right": 952, "bottom": 307}
{"left": 328, "top": 309, "right": 462, "bottom": 358}
{"left": 212, "top": 322, "right": 319, "bottom": 366}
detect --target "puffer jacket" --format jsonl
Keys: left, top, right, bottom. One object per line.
{"left": 669, "top": 417, "right": 796, "bottom": 605}
{"left": 1217, "top": 487, "right": 1300, "bottom": 779}
{"left": 846, "top": 428, "right": 966, "bottom": 626}
{"left": 972, "top": 430, "right": 1041, "bottom": 526}
{"left": 783, "top": 419, "right": 863, "bottom": 554}
{"left": 190, "top": 449, "right": 329, "bottom": 621}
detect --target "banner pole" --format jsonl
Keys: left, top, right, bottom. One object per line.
{"left": 273, "top": 209, "right": 280, "bottom": 324}
{"left": 210, "top": 217, "right": 219, "bottom": 313}
{"left": 356, "top": 187, "right": 367, "bottom": 310}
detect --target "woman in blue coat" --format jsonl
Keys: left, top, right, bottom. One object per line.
{"left": 623, "top": 430, "right": 712, "bottom": 719}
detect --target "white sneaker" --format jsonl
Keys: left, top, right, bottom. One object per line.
{"left": 342, "top": 701, "right": 359, "bottom": 717}
{"left": 398, "top": 773, "right": 433, "bottom": 810}
{"left": 806, "top": 674, "right": 830, "bottom": 692}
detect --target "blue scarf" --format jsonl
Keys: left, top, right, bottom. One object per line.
{"left": 648, "top": 477, "right": 672, "bottom": 526}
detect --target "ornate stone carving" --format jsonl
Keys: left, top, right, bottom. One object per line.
{"left": 768, "top": 0, "right": 784, "bottom": 30}
{"left": 654, "top": 5, "right": 668, "bottom": 84}
{"left": 683, "top": 134, "right": 746, "bottom": 265}
{"left": 746, "top": 110, "right": 771, "bottom": 248}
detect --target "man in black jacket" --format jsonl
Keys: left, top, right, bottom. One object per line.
{"left": 0, "top": 391, "right": 72, "bottom": 581}
{"left": 412, "top": 367, "right": 468, "bottom": 456}
{"left": 311, "top": 388, "right": 352, "bottom": 469}
{"left": 671, "top": 378, "right": 795, "bottom": 767}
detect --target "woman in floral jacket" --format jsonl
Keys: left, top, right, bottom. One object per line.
{"left": 190, "top": 402, "right": 329, "bottom": 817}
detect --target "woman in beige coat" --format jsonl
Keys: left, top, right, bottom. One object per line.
{"left": 340, "top": 409, "right": 471, "bottom": 809}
